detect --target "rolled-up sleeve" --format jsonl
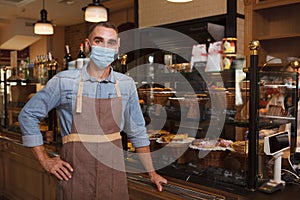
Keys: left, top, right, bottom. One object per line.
{"left": 123, "top": 80, "right": 150, "bottom": 148}
{"left": 18, "top": 76, "right": 61, "bottom": 147}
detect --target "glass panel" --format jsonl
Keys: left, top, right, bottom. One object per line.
{"left": 126, "top": 48, "right": 250, "bottom": 192}
{"left": 258, "top": 70, "right": 298, "bottom": 181}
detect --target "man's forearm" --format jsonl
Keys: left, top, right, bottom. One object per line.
{"left": 135, "top": 146, "right": 156, "bottom": 175}
{"left": 135, "top": 145, "right": 168, "bottom": 191}
{"left": 32, "top": 145, "right": 50, "bottom": 162}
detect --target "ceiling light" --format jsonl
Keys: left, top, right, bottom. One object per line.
{"left": 34, "top": 0, "right": 54, "bottom": 35}
{"left": 167, "top": 0, "right": 193, "bottom": 2}
{"left": 82, "top": 0, "right": 108, "bottom": 23}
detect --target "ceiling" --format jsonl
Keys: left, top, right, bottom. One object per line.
{"left": 0, "top": 0, "right": 134, "bottom": 27}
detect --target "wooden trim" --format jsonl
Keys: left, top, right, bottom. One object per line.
{"left": 253, "top": 0, "right": 300, "bottom": 10}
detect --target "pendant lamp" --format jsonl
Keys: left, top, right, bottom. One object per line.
{"left": 167, "top": 0, "right": 193, "bottom": 2}
{"left": 34, "top": 0, "right": 54, "bottom": 35}
{"left": 82, "top": 0, "right": 108, "bottom": 23}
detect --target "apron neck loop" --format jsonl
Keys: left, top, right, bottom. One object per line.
{"left": 76, "top": 72, "right": 121, "bottom": 113}
{"left": 115, "top": 79, "right": 121, "bottom": 98}
{"left": 76, "top": 73, "right": 84, "bottom": 113}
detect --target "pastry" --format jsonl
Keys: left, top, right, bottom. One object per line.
{"left": 219, "top": 138, "right": 233, "bottom": 147}
{"left": 161, "top": 133, "right": 188, "bottom": 142}
{"left": 231, "top": 140, "right": 248, "bottom": 153}
{"left": 191, "top": 138, "right": 219, "bottom": 148}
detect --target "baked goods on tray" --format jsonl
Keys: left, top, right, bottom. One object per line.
{"left": 230, "top": 140, "right": 248, "bottom": 154}
{"left": 156, "top": 133, "right": 194, "bottom": 144}
{"left": 189, "top": 138, "right": 234, "bottom": 151}
{"left": 161, "top": 133, "right": 188, "bottom": 143}
{"left": 147, "top": 129, "right": 170, "bottom": 140}
{"left": 191, "top": 138, "right": 219, "bottom": 148}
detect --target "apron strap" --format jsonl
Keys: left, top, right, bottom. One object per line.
{"left": 76, "top": 72, "right": 121, "bottom": 113}
{"left": 76, "top": 80, "right": 84, "bottom": 113}
{"left": 115, "top": 80, "right": 121, "bottom": 98}
{"left": 62, "top": 132, "right": 121, "bottom": 144}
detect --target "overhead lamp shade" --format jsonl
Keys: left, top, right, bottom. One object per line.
{"left": 34, "top": 9, "right": 54, "bottom": 35}
{"left": 34, "top": 22, "right": 54, "bottom": 35}
{"left": 85, "top": 5, "right": 108, "bottom": 22}
{"left": 167, "top": 0, "right": 193, "bottom": 2}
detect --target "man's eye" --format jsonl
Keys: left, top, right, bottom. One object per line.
{"left": 108, "top": 41, "right": 117, "bottom": 46}
{"left": 95, "top": 40, "right": 103, "bottom": 44}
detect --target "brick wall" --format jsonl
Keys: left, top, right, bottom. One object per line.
{"left": 65, "top": 23, "right": 90, "bottom": 59}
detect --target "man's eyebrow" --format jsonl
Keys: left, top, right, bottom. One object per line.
{"left": 93, "top": 36, "right": 117, "bottom": 43}
{"left": 108, "top": 38, "right": 117, "bottom": 43}
{"left": 93, "top": 36, "right": 104, "bottom": 41}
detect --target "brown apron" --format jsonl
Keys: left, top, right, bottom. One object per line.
{"left": 57, "top": 75, "right": 129, "bottom": 200}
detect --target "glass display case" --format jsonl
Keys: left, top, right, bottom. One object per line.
{"left": 257, "top": 68, "right": 299, "bottom": 175}
{"left": 124, "top": 45, "right": 299, "bottom": 193}
{"left": 123, "top": 47, "right": 249, "bottom": 192}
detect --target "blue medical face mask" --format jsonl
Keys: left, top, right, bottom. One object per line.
{"left": 90, "top": 46, "right": 116, "bottom": 69}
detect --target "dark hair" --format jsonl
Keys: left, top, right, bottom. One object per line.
{"left": 88, "top": 22, "right": 118, "bottom": 37}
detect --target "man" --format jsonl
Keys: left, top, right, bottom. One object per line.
{"left": 18, "top": 22, "right": 167, "bottom": 199}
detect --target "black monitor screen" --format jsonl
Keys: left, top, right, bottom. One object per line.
{"left": 269, "top": 132, "right": 289, "bottom": 154}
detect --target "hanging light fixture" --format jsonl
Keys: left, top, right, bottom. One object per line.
{"left": 167, "top": 0, "right": 193, "bottom": 2}
{"left": 82, "top": 0, "right": 108, "bottom": 23}
{"left": 34, "top": 0, "right": 54, "bottom": 35}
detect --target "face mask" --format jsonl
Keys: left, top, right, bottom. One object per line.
{"left": 90, "top": 46, "right": 116, "bottom": 69}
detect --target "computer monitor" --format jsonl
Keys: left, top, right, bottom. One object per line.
{"left": 264, "top": 131, "right": 290, "bottom": 156}
{"left": 264, "top": 131, "right": 290, "bottom": 184}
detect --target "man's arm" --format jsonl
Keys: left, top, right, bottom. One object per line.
{"left": 32, "top": 145, "right": 73, "bottom": 181}
{"left": 135, "top": 146, "right": 167, "bottom": 191}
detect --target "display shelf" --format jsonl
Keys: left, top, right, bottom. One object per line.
{"left": 255, "top": 33, "right": 300, "bottom": 41}
{"left": 254, "top": 34, "right": 300, "bottom": 66}
{"left": 245, "top": 0, "right": 300, "bottom": 67}
{"left": 253, "top": 0, "right": 300, "bottom": 10}
{"left": 252, "top": 4, "right": 300, "bottom": 38}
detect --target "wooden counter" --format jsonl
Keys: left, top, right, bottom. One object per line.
{"left": 0, "top": 135, "right": 56, "bottom": 200}
{"left": 1, "top": 132, "right": 299, "bottom": 200}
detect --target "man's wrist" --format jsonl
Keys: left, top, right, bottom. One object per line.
{"left": 148, "top": 171, "right": 157, "bottom": 178}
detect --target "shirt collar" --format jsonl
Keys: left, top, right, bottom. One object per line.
{"left": 81, "top": 59, "right": 116, "bottom": 83}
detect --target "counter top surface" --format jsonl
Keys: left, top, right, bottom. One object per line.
{"left": 1, "top": 130, "right": 300, "bottom": 200}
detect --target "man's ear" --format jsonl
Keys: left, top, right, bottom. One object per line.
{"left": 115, "top": 37, "right": 120, "bottom": 54}
{"left": 84, "top": 39, "right": 91, "bottom": 54}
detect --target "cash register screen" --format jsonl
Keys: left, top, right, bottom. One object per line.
{"left": 269, "top": 131, "right": 289, "bottom": 154}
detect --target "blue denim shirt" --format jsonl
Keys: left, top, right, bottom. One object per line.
{"left": 19, "top": 59, "right": 150, "bottom": 148}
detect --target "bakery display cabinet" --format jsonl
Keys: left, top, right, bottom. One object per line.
{"left": 257, "top": 69, "right": 298, "bottom": 178}
{"left": 125, "top": 46, "right": 252, "bottom": 193}
{"left": 124, "top": 39, "right": 299, "bottom": 193}
{"left": 243, "top": 0, "right": 300, "bottom": 189}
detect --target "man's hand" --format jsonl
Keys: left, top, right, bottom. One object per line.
{"left": 40, "top": 156, "right": 73, "bottom": 181}
{"left": 149, "top": 172, "right": 167, "bottom": 192}
{"left": 32, "top": 145, "right": 73, "bottom": 181}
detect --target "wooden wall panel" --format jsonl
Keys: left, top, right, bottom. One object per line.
{"left": 0, "top": 139, "right": 56, "bottom": 200}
